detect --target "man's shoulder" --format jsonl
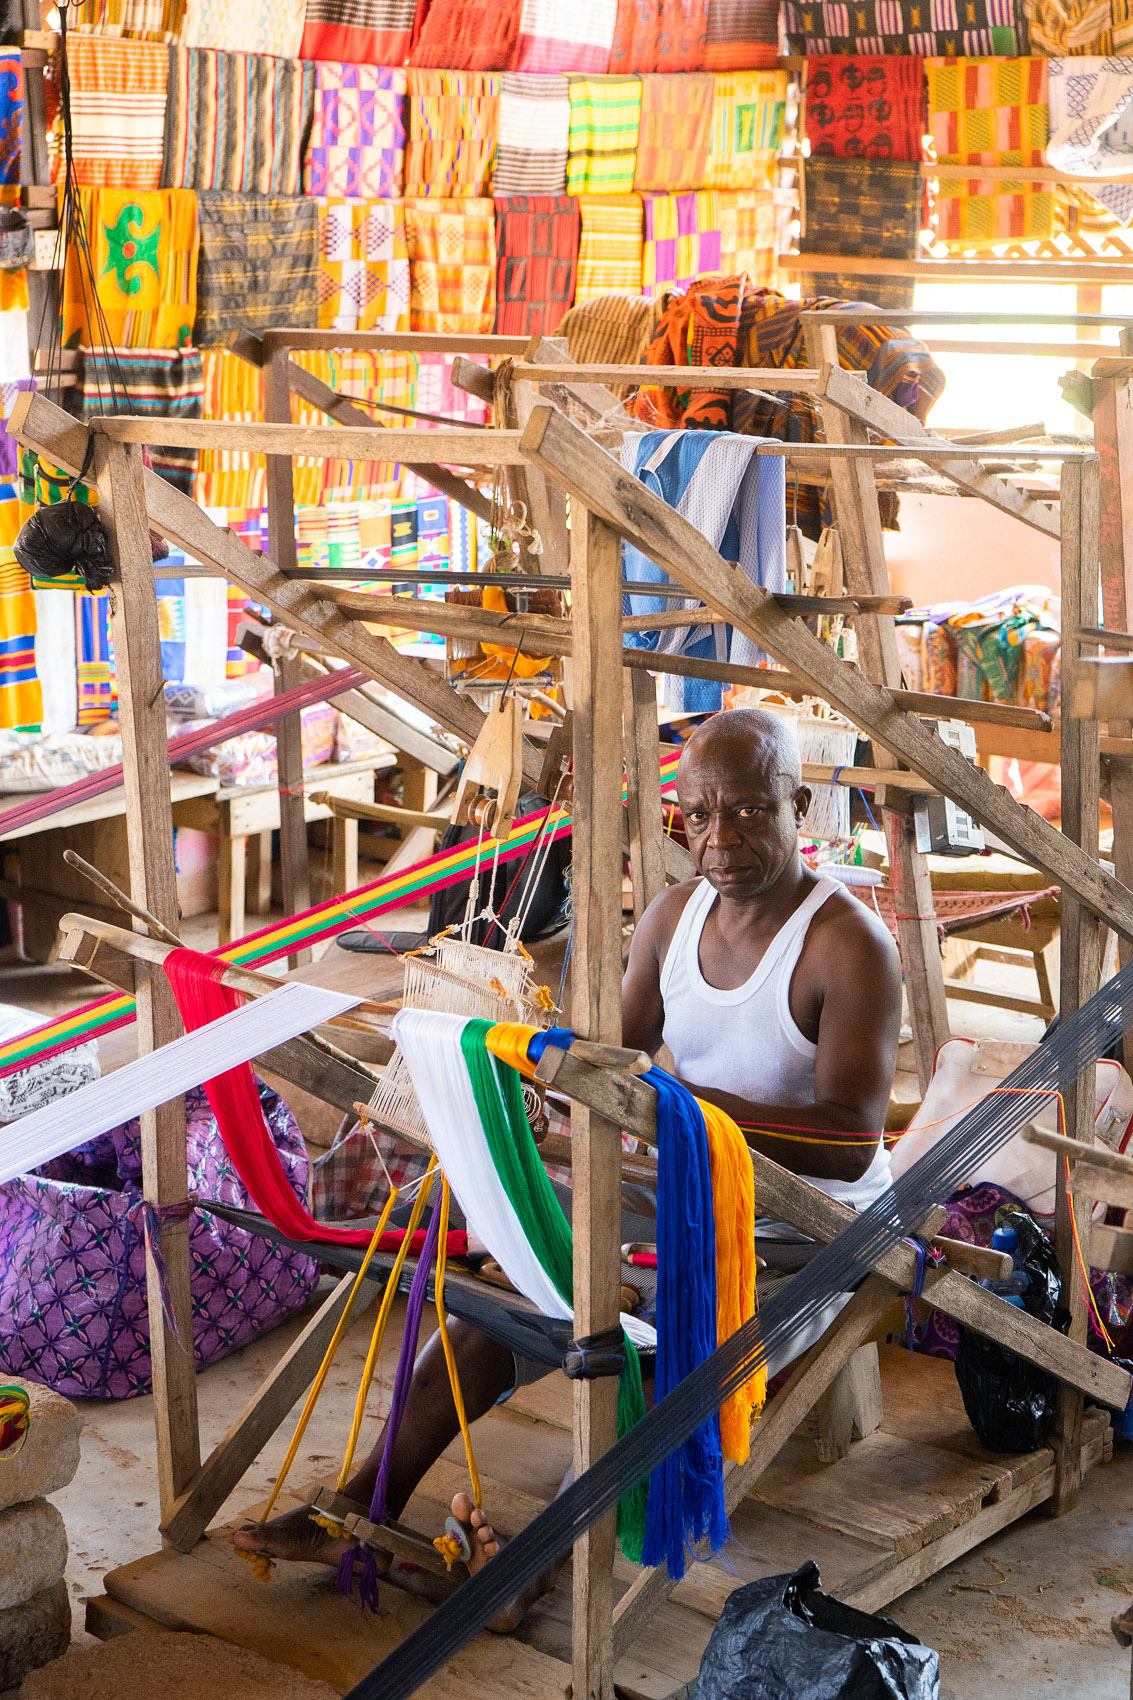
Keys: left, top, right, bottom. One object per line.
{"left": 811, "top": 879, "right": 899, "bottom": 963}
{"left": 636, "top": 879, "right": 701, "bottom": 955}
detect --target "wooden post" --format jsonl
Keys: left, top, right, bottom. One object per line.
{"left": 1052, "top": 453, "right": 1103, "bottom": 1515}
{"left": 570, "top": 510, "right": 626, "bottom": 1700}
{"left": 95, "top": 434, "right": 200, "bottom": 1518}
{"left": 622, "top": 668, "right": 667, "bottom": 922}
{"left": 263, "top": 350, "right": 311, "bottom": 965}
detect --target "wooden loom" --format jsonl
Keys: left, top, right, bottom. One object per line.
{"left": 8, "top": 334, "right": 1133, "bottom": 1698}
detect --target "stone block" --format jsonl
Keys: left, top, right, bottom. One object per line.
{"left": 0, "top": 1578, "right": 69, "bottom": 1690}
{"left": 21, "top": 1630, "right": 339, "bottom": 1699}
{"left": 0, "top": 1382, "right": 81, "bottom": 1515}
{"left": 0, "top": 1499, "right": 66, "bottom": 1613}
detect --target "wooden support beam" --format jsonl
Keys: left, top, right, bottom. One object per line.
{"left": 784, "top": 253, "right": 1133, "bottom": 286}
{"left": 294, "top": 657, "right": 458, "bottom": 777}
{"left": 623, "top": 669, "right": 668, "bottom": 923}
{"left": 512, "top": 363, "right": 825, "bottom": 391}
{"left": 308, "top": 792, "right": 449, "bottom": 832}
{"left": 95, "top": 436, "right": 200, "bottom": 1519}
{"left": 85, "top": 415, "right": 527, "bottom": 463}
{"left": 259, "top": 329, "right": 530, "bottom": 357}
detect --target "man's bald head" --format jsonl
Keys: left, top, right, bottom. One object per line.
{"left": 679, "top": 708, "right": 803, "bottom": 790}
{"left": 675, "top": 710, "right": 810, "bottom": 900}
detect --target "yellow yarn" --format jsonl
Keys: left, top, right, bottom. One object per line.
{"left": 698, "top": 1097, "right": 764, "bottom": 1462}
{"left": 484, "top": 1022, "right": 541, "bottom": 1079}
{"left": 310, "top": 1514, "right": 350, "bottom": 1540}
{"left": 433, "top": 1531, "right": 465, "bottom": 1570}
{"left": 236, "top": 1548, "right": 274, "bottom": 1583}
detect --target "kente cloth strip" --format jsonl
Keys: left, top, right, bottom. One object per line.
{"left": 633, "top": 72, "right": 715, "bottom": 190}
{"left": 703, "top": 0, "right": 778, "bottom": 66}
{"left": 409, "top": 0, "right": 524, "bottom": 67}
{"left": 300, "top": 0, "right": 416, "bottom": 63}
{"left": 194, "top": 192, "right": 318, "bottom": 347}
{"left": 78, "top": 347, "right": 204, "bottom": 496}
{"left": 707, "top": 69, "right": 786, "bottom": 187}
{"left": 318, "top": 199, "right": 409, "bottom": 332}
{"left": 927, "top": 56, "right": 1057, "bottom": 241}
{"left": 161, "top": 47, "right": 314, "bottom": 195}
{"left": 803, "top": 54, "right": 925, "bottom": 159}
{"left": 0, "top": 550, "right": 41, "bottom": 732}
{"left": 403, "top": 197, "right": 496, "bottom": 332}
{"left": 619, "top": 428, "right": 786, "bottom": 711}
{"left": 60, "top": 188, "right": 199, "bottom": 350}
{"left": 75, "top": 590, "right": 116, "bottom": 725}
{"left": 181, "top": 0, "right": 305, "bottom": 55}
{"left": 514, "top": 0, "right": 620, "bottom": 71}
{"left": 0, "top": 51, "right": 22, "bottom": 187}
{"left": 357, "top": 968, "right": 1133, "bottom": 1700}
{"left": 71, "top": 0, "right": 186, "bottom": 41}
{"left": 717, "top": 181, "right": 780, "bottom": 278}
{"left": 1047, "top": 57, "right": 1133, "bottom": 225}
{"left": 574, "top": 193, "right": 645, "bottom": 297}
{"left": 403, "top": 69, "right": 500, "bottom": 197}
{"left": 566, "top": 74, "right": 643, "bottom": 194}
{"left": 642, "top": 191, "right": 723, "bottom": 298}
{"left": 800, "top": 156, "right": 922, "bottom": 308}
{"left": 610, "top": 0, "right": 709, "bottom": 71}
{"left": 494, "top": 71, "right": 570, "bottom": 193}
{"left": 782, "top": 0, "right": 1021, "bottom": 52}
{"left": 493, "top": 194, "right": 578, "bottom": 335}
{"left": 50, "top": 36, "right": 167, "bottom": 190}
{"left": 1024, "top": 0, "right": 1133, "bottom": 54}
{"left": 304, "top": 63, "right": 406, "bottom": 199}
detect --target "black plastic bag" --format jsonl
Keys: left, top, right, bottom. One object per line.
{"left": 13, "top": 500, "right": 113, "bottom": 593}
{"left": 954, "top": 1206, "right": 1062, "bottom": 1455}
{"left": 689, "top": 1562, "right": 939, "bottom": 1700}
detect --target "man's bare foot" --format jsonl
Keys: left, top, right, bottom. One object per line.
{"left": 449, "top": 1492, "right": 560, "bottom": 1634}
{"left": 232, "top": 1504, "right": 360, "bottom": 1568}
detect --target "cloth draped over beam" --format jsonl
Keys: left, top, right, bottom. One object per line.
{"left": 633, "top": 72, "right": 715, "bottom": 190}
{"left": 180, "top": 0, "right": 306, "bottom": 57}
{"left": 403, "top": 69, "right": 500, "bottom": 198}
{"left": 783, "top": 0, "right": 1022, "bottom": 54}
{"left": 574, "top": 193, "right": 645, "bottom": 298}
{"left": 493, "top": 71, "right": 570, "bottom": 193}
{"left": 703, "top": 0, "right": 779, "bottom": 67}
{"left": 303, "top": 63, "right": 406, "bottom": 200}
{"left": 48, "top": 36, "right": 168, "bottom": 190}
{"left": 409, "top": 0, "right": 524, "bottom": 68}
{"left": 1047, "top": 56, "right": 1133, "bottom": 225}
{"left": 642, "top": 191, "right": 723, "bottom": 298}
{"left": 927, "top": 56, "right": 1059, "bottom": 243}
{"left": 78, "top": 347, "right": 204, "bottom": 496}
{"left": 513, "top": 0, "right": 620, "bottom": 73}
{"left": 707, "top": 69, "right": 786, "bottom": 187}
{"left": 403, "top": 197, "right": 496, "bottom": 332}
{"left": 492, "top": 194, "right": 579, "bottom": 336}
{"left": 611, "top": 0, "right": 709, "bottom": 71}
{"left": 1023, "top": 0, "right": 1133, "bottom": 56}
{"left": 317, "top": 198, "right": 410, "bottom": 333}
{"left": 73, "top": 0, "right": 185, "bottom": 42}
{"left": 566, "top": 73, "right": 643, "bottom": 194}
{"left": 194, "top": 191, "right": 318, "bottom": 346}
{"left": 161, "top": 46, "right": 314, "bottom": 194}
{"left": 299, "top": 0, "right": 415, "bottom": 64}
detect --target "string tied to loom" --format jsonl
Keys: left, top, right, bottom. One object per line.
{"left": 563, "top": 1325, "right": 626, "bottom": 1381}
{"left": 124, "top": 1193, "right": 196, "bottom": 1345}
{"left": 899, "top": 1236, "right": 942, "bottom": 1353}
{"left": 337, "top": 1541, "right": 382, "bottom": 1614}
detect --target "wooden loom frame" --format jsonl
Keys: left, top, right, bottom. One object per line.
{"left": 8, "top": 336, "right": 1133, "bottom": 1697}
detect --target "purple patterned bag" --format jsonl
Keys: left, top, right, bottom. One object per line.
{"left": 0, "top": 1081, "right": 319, "bottom": 1399}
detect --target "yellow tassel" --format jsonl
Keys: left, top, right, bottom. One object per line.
{"left": 310, "top": 1514, "right": 350, "bottom": 1540}
{"left": 698, "top": 1097, "right": 765, "bottom": 1462}
{"left": 432, "top": 1531, "right": 465, "bottom": 1571}
{"left": 236, "top": 1548, "right": 274, "bottom": 1583}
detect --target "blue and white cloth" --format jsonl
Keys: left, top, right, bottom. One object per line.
{"left": 1047, "top": 57, "right": 1133, "bottom": 227}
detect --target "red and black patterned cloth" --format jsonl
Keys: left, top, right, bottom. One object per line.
{"left": 493, "top": 194, "right": 580, "bottom": 336}
{"left": 803, "top": 55, "right": 926, "bottom": 161}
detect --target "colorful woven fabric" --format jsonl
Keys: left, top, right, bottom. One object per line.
{"left": 195, "top": 193, "right": 318, "bottom": 347}
{"left": 800, "top": 157, "right": 922, "bottom": 308}
{"left": 783, "top": 0, "right": 1021, "bottom": 52}
{"left": 50, "top": 37, "right": 167, "bottom": 189}
{"left": 79, "top": 347, "right": 203, "bottom": 495}
{"left": 403, "top": 197, "right": 496, "bottom": 332}
{"left": 633, "top": 273, "right": 749, "bottom": 427}
{"left": 60, "top": 188, "right": 199, "bottom": 349}
{"left": 162, "top": 47, "right": 314, "bottom": 195}
{"left": 704, "top": 0, "right": 778, "bottom": 67}
{"left": 494, "top": 71, "right": 570, "bottom": 193}
{"left": 574, "top": 192, "right": 644, "bottom": 297}
{"left": 633, "top": 72, "right": 714, "bottom": 190}
{"left": 317, "top": 198, "right": 410, "bottom": 331}
{"left": 717, "top": 183, "right": 780, "bottom": 279}
{"left": 493, "top": 194, "right": 578, "bottom": 335}
{"left": 0, "top": 549, "right": 41, "bottom": 733}
{"left": 75, "top": 590, "right": 116, "bottom": 725}
{"left": 1024, "top": 0, "right": 1124, "bottom": 54}
{"left": 803, "top": 55, "right": 925, "bottom": 158}
{"left": 300, "top": 0, "right": 416, "bottom": 62}
{"left": 0, "top": 52, "right": 22, "bottom": 187}
{"left": 566, "top": 75, "right": 643, "bottom": 194}
{"left": 1046, "top": 57, "right": 1133, "bottom": 225}
{"left": 304, "top": 62, "right": 406, "bottom": 199}
{"left": 514, "top": 0, "right": 619, "bottom": 71}
{"left": 403, "top": 69, "right": 500, "bottom": 197}
{"left": 410, "top": 0, "right": 524, "bottom": 67}
{"left": 642, "top": 190, "right": 722, "bottom": 297}
{"left": 611, "top": 0, "right": 709, "bottom": 71}
{"left": 928, "top": 57, "right": 1056, "bottom": 240}
{"left": 71, "top": 0, "right": 186, "bottom": 41}
{"left": 707, "top": 69, "right": 785, "bottom": 186}
{"left": 181, "top": 0, "right": 306, "bottom": 55}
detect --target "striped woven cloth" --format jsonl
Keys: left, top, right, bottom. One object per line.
{"left": 410, "top": 0, "right": 524, "bottom": 67}
{"left": 566, "top": 74, "right": 643, "bottom": 193}
{"left": 70, "top": 0, "right": 185, "bottom": 41}
{"left": 49, "top": 37, "right": 167, "bottom": 189}
{"left": 927, "top": 56, "right": 1058, "bottom": 241}
{"left": 633, "top": 71, "right": 715, "bottom": 189}
{"left": 161, "top": 47, "right": 314, "bottom": 194}
{"left": 493, "top": 194, "right": 579, "bottom": 335}
{"left": 0, "top": 549, "right": 41, "bottom": 734}
{"left": 75, "top": 589, "right": 116, "bottom": 727}
{"left": 610, "top": 0, "right": 709, "bottom": 70}
{"left": 707, "top": 69, "right": 786, "bottom": 186}
{"left": 79, "top": 347, "right": 204, "bottom": 496}
{"left": 783, "top": 0, "right": 1021, "bottom": 53}
{"left": 403, "top": 68, "right": 500, "bottom": 196}
{"left": 194, "top": 192, "right": 319, "bottom": 346}
{"left": 317, "top": 197, "right": 410, "bottom": 332}
{"left": 703, "top": 0, "right": 779, "bottom": 67}
{"left": 181, "top": 0, "right": 305, "bottom": 56}
{"left": 574, "top": 192, "right": 644, "bottom": 297}
{"left": 1023, "top": 0, "right": 1129, "bottom": 54}
{"left": 803, "top": 55, "right": 925, "bottom": 159}
{"left": 403, "top": 197, "right": 496, "bottom": 332}
{"left": 299, "top": 0, "right": 416, "bottom": 64}
{"left": 799, "top": 156, "right": 923, "bottom": 308}
{"left": 514, "top": 0, "right": 619, "bottom": 71}
{"left": 556, "top": 291, "right": 661, "bottom": 393}
{"left": 642, "top": 189, "right": 722, "bottom": 296}
{"left": 494, "top": 71, "right": 570, "bottom": 192}
{"left": 60, "top": 188, "right": 199, "bottom": 348}
{"left": 304, "top": 62, "right": 405, "bottom": 198}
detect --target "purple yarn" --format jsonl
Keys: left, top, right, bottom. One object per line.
{"left": 336, "top": 1540, "right": 382, "bottom": 1612}
{"left": 370, "top": 1200, "right": 443, "bottom": 1522}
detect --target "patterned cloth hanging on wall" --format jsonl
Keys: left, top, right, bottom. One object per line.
{"left": 610, "top": 0, "right": 709, "bottom": 71}
{"left": 493, "top": 194, "right": 579, "bottom": 335}
{"left": 299, "top": 0, "right": 417, "bottom": 63}
{"left": 513, "top": 0, "right": 620, "bottom": 72}
{"left": 574, "top": 192, "right": 644, "bottom": 296}
{"left": 0, "top": 51, "right": 23, "bottom": 188}
{"left": 707, "top": 69, "right": 786, "bottom": 187}
{"left": 402, "top": 197, "right": 496, "bottom": 332}
{"left": 0, "top": 550, "right": 42, "bottom": 733}
{"left": 566, "top": 74, "right": 643, "bottom": 193}
{"left": 75, "top": 590, "right": 116, "bottom": 726}
{"left": 403, "top": 69, "right": 500, "bottom": 196}
{"left": 633, "top": 72, "right": 715, "bottom": 189}
{"left": 181, "top": 0, "right": 306, "bottom": 56}
{"left": 927, "top": 56, "right": 1058, "bottom": 241}
{"left": 703, "top": 0, "right": 778, "bottom": 67}
{"left": 799, "top": 157, "right": 923, "bottom": 308}
{"left": 162, "top": 47, "right": 314, "bottom": 194}
{"left": 71, "top": 0, "right": 186, "bottom": 42}
{"left": 718, "top": 184, "right": 779, "bottom": 279}
{"left": 782, "top": 0, "right": 1022, "bottom": 54}
{"left": 802, "top": 55, "right": 925, "bottom": 158}
{"left": 642, "top": 190, "right": 722, "bottom": 296}
{"left": 194, "top": 192, "right": 319, "bottom": 345}
{"left": 60, "top": 188, "right": 199, "bottom": 348}
{"left": 304, "top": 62, "right": 406, "bottom": 198}
{"left": 78, "top": 347, "right": 204, "bottom": 495}
{"left": 317, "top": 198, "right": 410, "bottom": 331}
{"left": 494, "top": 71, "right": 570, "bottom": 193}
{"left": 409, "top": 0, "right": 524, "bottom": 68}
{"left": 49, "top": 37, "right": 168, "bottom": 189}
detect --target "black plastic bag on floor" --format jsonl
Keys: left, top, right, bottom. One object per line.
{"left": 688, "top": 1563, "right": 939, "bottom": 1700}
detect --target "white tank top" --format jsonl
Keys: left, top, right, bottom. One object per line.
{"left": 659, "top": 875, "right": 893, "bottom": 1212}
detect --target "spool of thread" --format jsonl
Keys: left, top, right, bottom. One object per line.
{"left": 0, "top": 1385, "right": 29, "bottom": 1460}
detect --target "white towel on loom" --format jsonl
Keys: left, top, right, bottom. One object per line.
{"left": 1047, "top": 57, "right": 1133, "bottom": 225}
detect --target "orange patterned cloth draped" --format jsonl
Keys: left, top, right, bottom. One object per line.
{"left": 60, "top": 187, "right": 199, "bottom": 348}
{"left": 493, "top": 194, "right": 579, "bottom": 335}
{"left": 71, "top": 0, "right": 186, "bottom": 41}
{"left": 299, "top": 0, "right": 416, "bottom": 66}
{"left": 610, "top": 0, "right": 709, "bottom": 70}
{"left": 633, "top": 72, "right": 715, "bottom": 189}
{"left": 632, "top": 272, "right": 751, "bottom": 428}
{"left": 403, "top": 69, "right": 500, "bottom": 197}
{"left": 48, "top": 36, "right": 167, "bottom": 188}
{"left": 403, "top": 197, "right": 496, "bottom": 332}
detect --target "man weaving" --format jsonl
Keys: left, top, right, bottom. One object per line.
{"left": 235, "top": 707, "right": 902, "bottom": 1619}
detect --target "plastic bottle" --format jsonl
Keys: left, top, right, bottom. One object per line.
{"left": 984, "top": 1224, "right": 1028, "bottom": 1306}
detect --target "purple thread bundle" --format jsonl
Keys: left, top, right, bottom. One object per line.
{"left": 370, "top": 1199, "right": 444, "bottom": 1522}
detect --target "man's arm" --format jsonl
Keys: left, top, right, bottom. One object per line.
{"left": 621, "top": 883, "right": 693, "bottom": 1057}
